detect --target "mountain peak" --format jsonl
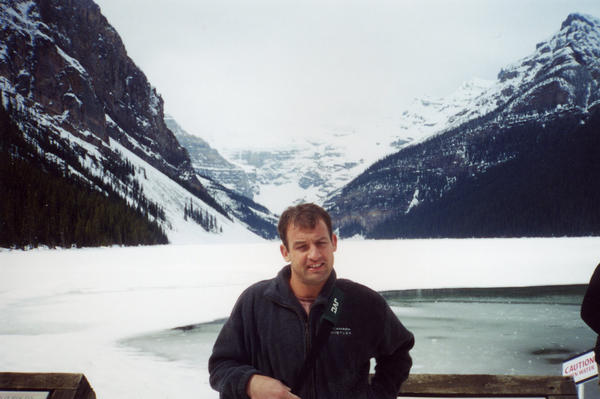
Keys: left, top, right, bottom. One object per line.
{"left": 561, "top": 12, "right": 600, "bottom": 31}
{"left": 551, "top": 12, "right": 600, "bottom": 60}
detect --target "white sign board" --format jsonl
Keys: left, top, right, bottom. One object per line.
{"left": 562, "top": 350, "right": 598, "bottom": 384}
{"left": 0, "top": 392, "right": 49, "bottom": 399}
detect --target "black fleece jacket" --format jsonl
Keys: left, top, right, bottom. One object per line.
{"left": 581, "top": 262, "right": 600, "bottom": 359}
{"left": 208, "top": 266, "right": 414, "bottom": 399}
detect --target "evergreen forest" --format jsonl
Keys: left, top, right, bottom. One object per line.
{"left": 369, "top": 105, "right": 600, "bottom": 238}
{"left": 0, "top": 107, "right": 169, "bottom": 249}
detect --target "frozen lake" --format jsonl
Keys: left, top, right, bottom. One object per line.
{"left": 122, "top": 285, "right": 594, "bottom": 377}
{"left": 1, "top": 237, "right": 599, "bottom": 399}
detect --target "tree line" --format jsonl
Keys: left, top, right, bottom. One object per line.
{"left": 369, "top": 106, "right": 600, "bottom": 238}
{"left": 0, "top": 105, "right": 168, "bottom": 249}
{"left": 184, "top": 198, "right": 221, "bottom": 233}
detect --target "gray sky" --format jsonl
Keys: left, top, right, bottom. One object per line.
{"left": 94, "top": 0, "right": 600, "bottom": 149}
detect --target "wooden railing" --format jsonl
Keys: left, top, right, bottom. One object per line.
{"left": 0, "top": 373, "right": 95, "bottom": 399}
{"left": 0, "top": 372, "right": 577, "bottom": 399}
{"left": 398, "top": 374, "right": 577, "bottom": 398}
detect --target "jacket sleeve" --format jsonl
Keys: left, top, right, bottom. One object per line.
{"left": 369, "top": 302, "right": 415, "bottom": 399}
{"left": 209, "top": 292, "right": 261, "bottom": 399}
{"left": 582, "top": 263, "right": 600, "bottom": 334}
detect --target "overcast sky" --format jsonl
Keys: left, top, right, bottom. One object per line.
{"left": 94, "top": 0, "right": 600, "bottom": 150}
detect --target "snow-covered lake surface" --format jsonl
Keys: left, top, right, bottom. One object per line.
{"left": 1, "top": 237, "right": 599, "bottom": 399}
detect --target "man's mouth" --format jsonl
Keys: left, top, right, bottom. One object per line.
{"left": 308, "top": 263, "right": 324, "bottom": 270}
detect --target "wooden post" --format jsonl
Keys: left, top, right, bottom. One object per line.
{"left": 0, "top": 373, "right": 95, "bottom": 399}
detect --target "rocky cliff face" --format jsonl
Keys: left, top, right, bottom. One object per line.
{"left": 490, "top": 13, "right": 600, "bottom": 116}
{"left": 2, "top": 0, "right": 191, "bottom": 179}
{"left": 165, "top": 115, "right": 256, "bottom": 199}
{"left": 324, "top": 13, "right": 600, "bottom": 238}
{"left": 0, "top": 0, "right": 276, "bottom": 242}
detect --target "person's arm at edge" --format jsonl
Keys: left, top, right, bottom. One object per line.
{"left": 581, "top": 263, "right": 600, "bottom": 334}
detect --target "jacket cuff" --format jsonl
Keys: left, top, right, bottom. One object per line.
{"left": 238, "top": 369, "right": 261, "bottom": 399}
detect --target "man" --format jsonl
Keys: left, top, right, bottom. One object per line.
{"left": 581, "top": 262, "right": 600, "bottom": 378}
{"left": 209, "top": 203, "right": 414, "bottom": 399}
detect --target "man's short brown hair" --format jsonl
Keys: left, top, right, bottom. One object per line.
{"left": 278, "top": 203, "right": 333, "bottom": 249}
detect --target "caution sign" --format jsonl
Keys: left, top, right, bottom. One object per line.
{"left": 562, "top": 350, "right": 598, "bottom": 384}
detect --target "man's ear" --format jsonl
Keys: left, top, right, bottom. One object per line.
{"left": 332, "top": 233, "right": 338, "bottom": 252}
{"left": 280, "top": 243, "right": 290, "bottom": 262}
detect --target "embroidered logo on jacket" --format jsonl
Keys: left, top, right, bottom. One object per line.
{"left": 331, "top": 327, "right": 352, "bottom": 336}
{"left": 330, "top": 297, "right": 340, "bottom": 314}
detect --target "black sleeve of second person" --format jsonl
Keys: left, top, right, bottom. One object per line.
{"left": 581, "top": 263, "right": 600, "bottom": 334}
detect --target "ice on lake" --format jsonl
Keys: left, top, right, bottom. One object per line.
{"left": 122, "top": 285, "right": 593, "bottom": 378}
{"left": 1, "top": 237, "right": 599, "bottom": 399}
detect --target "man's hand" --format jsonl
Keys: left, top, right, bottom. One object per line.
{"left": 246, "top": 374, "right": 301, "bottom": 399}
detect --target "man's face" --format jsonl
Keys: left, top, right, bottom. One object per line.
{"left": 280, "top": 219, "right": 337, "bottom": 293}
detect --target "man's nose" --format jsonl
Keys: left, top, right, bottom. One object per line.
{"left": 308, "top": 244, "right": 319, "bottom": 259}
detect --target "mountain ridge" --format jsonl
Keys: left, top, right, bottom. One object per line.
{"left": 0, "top": 0, "right": 276, "bottom": 247}
{"left": 324, "top": 12, "right": 600, "bottom": 238}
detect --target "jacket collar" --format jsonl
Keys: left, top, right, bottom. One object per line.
{"left": 265, "top": 265, "right": 337, "bottom": 310}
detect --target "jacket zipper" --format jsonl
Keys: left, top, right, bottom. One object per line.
{"left": 304, "top": 320, "right": 310, "bottom": 356}
{"left": 270, "top": 299, "right": 317, "bottom": 398}
{"left": 307, "top": 313, "right": 316, "bottom": 399}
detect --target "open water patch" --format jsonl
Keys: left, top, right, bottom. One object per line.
{"left": 121, "top": 285, "right": 595, "bottom": 376}
{"left": 380, "top": 284, "right": 587, "bottom": 305}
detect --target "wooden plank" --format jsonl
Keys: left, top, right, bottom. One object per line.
{"left": 67, "top": 375, "right": 95, "bottom": 399}
{"left": 0, "top": 373, "right": 95, "bottom": 399}
{"left": 0, "top": 373, "right": 82, "bottom": 390}
{"left": 398, "top": 374, "right": 577, "bottom": 397}
{"left": 50, "top": 390, "right": 79, "bottom": 399}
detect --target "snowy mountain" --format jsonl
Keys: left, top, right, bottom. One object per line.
{"left": 395, "top": 78, "right": 495, "bottom": 147}
{"left": 187, "top": 69, "right": 497, "bottom": 216}
{"left": 199, "top": 13, "right": 600, "bottom": 221}
{"left": 0, "top": 0, "right": 276, "bottom": 246}
{"left": 213, "top": 79, "right": 492, "bottom": 215}
{"left": 165, "top": 115, "right": 255, "bottom": 200}
{"left": 220, "top": 136, "right": 389, "bottom": 215}
{"left": 324, "top": 13, "right": 600, "bottom": 238}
